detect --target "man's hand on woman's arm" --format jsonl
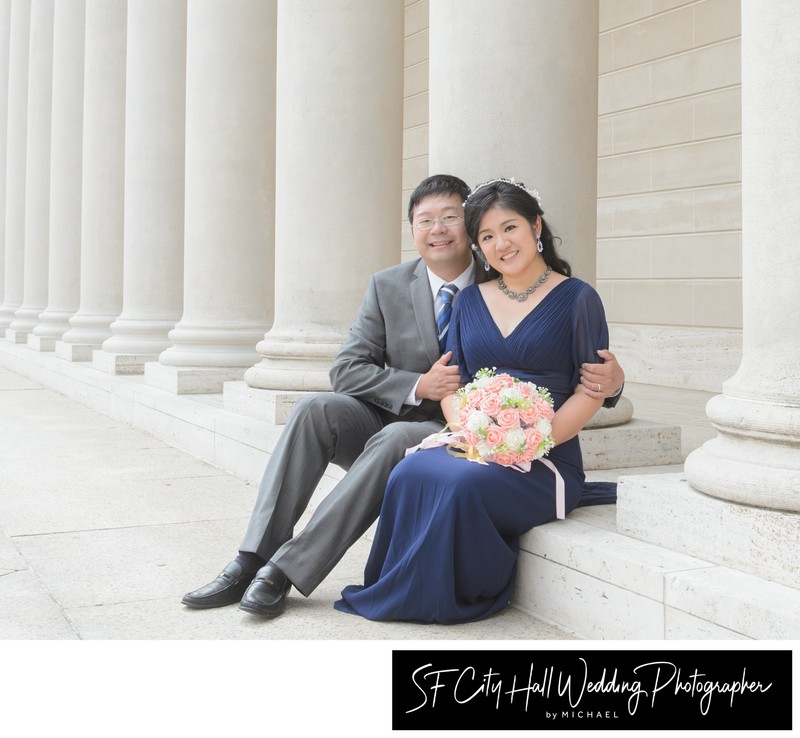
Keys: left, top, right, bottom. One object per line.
{"left": 580, "top": 349, "right": 624, "bottom": 400}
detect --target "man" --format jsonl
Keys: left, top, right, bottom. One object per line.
{"left": 182, "top": 174, "right": 624, "bottom": 618}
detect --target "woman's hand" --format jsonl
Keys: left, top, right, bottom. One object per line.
{"left": 440, "top": 391, "right": 463, "bottom": 430}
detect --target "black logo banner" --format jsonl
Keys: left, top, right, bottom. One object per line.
{"left": 392, "top": 649, "right": 792, "bottom": 731}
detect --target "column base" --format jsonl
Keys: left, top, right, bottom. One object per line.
{"left": 59, "top": 314, "right": 117, "bottom": 352}
{"left": 5, "top": 328, "right": 30, "bottom": 344}
{"left": 27, "top": 334, "right": 56, "bottom": 352}
{"left": 8, "top": 307, "right": 42, "bottom": 336}
{"left": 34, "top": 309, "right": 74, "bottom": 341}
{"left": 685, "top": 439, "right": 800, "bottom": 513}
{"left": 243, "top": 363, "right": 333, "bottom": 392}
{"left": 584, "top": 396, "right": 634, "bottom": 428}
{"left": 93, "top": 349, "right": 160, "bottom": 375}
{"left": 145, "top": 362, "right": 246, "bottom": 394}
{"left": 245, "top": 334, "right": 341, "bottom": 392}
{"left": 55, "top": 340, "right": 101, "bottom": 362}
{"left": 0, "top": 305, "right": 19, "bottom": 331}
{"left": 159, "top": 323, "right": 265, "bottom": 370}
{"left": 222, "top": 381, "right": 310, "bottom": 424}
{"left": 684, "top": 393, "right": 800, "bottom": 513}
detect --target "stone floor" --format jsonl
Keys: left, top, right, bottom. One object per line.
{"left": 0, "top": 361, "right": 722, "bottom": 734}
{"left": 0, "top": 365, "right": 578, "bottom": 642}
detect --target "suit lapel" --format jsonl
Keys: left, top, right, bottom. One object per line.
{"left": 411, "top": 259, "right": 441, "bottom": 366}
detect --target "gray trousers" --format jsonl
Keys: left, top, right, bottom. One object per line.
{"left": 239, "top": 393, "right": 442, "bottom": 596}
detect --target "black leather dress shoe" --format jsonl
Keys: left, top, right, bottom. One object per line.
{"left": 181, "top": 561, "right": 255, "bottom": 609}
{"left": 239, "top": 562, "right": 292, "bottom": 618}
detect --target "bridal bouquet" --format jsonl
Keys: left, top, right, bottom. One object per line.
{"left": 407, "top": 367, "right": 555, "bottom": 471}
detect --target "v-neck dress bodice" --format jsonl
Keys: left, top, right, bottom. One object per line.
{"left": 334, "top": 278, "right": 609, "bottom": 624}
{"left": 452, "top": 279, "right": 605, "bottom": 409}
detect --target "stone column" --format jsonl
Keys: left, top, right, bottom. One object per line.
{"left": 7, "top": 0, "right": 53, "bottom": 343}
{"left": 0, "top": 0, "right": 30, "bottom": 333}
{"left": 30, "top": 0, "right": 85, "bottom": 350}
{"left": 242, "top": 0, "right": 403, "bottom": 393}
{"left": 147, "top": 0, "right": 276, "bottom": 394}
{"left": 94, "top": 0, "right": 186, "bottom": 375}
{"left": 56, "top": 0, "right": 126, "bottom": 361}
{"left": 0, "top": 1, "right": 11, "bottom": 310}
{"left": 685, "top": 0, "right": 800, "bottom": 513}
{"left": 428, "top": 0, "right": 632, "bottom": 430}
{"left": 429, "top": 0, "right": 597, "bottom": 285}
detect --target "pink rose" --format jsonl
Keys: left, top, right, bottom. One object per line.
{"left": 457, "top": 407, "right": 471, "bottom": 427}
{"left": 461, "top": 430, "right": 480, "bottom": 447}
{"left": 485, "top": 425, "right": 506, "bottom": 448}
{"left": 534, "top": 397, "right": 555, "bottom": 420}
{"left": 518, "top": 382, "right": 534, "bottom": 398}
{"left": 492, "top": 452, "right": 517, "bottom": 467}
{"left": 486, "top": 374, "right": 513, "bottom": 393}
{"left": 519, "top": 406, "right": 540, "bottom": 425}
{"left": 479, "top": 393, "right": 502, "bottom": 416}
{"left": 495, "top": 407, "right": 519, "bottom": 429}
{"left": 466, "top": 389, "right": 483, "bottom": 409}
{"left": 524, "top": 426, "right": 543, "bottom": 450}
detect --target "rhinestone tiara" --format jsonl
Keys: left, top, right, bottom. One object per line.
{"left": 463, "top": 177, "right": 542, "bottom": 209}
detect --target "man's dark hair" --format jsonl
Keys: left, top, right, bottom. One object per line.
{"left": 407, "top": 174, "right": 471, "bottom": 224}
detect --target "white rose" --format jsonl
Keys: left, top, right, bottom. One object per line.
{"left": 504, "top": 427, "right": 526, "bottom": 452}
{"left": 476, "top": 440, "right": 492, "bottom": 457}
{"left": 466, "top": 411, "right": 491, "bottom": 434}
{"left": 499, "top": 386, "right": 521, "bottom": 404}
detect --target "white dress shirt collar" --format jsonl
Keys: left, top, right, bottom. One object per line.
{"left": 426, "top": 261, "right": 475, "bottom": 302}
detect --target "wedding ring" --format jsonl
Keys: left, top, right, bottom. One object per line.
{"left": 596, "top": 383, "right": 601, "bottom": 393}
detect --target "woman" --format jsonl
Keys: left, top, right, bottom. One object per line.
{"left": 334, "top": 178, "right": 608, "bottom": 624}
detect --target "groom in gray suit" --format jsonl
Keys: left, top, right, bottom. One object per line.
{"left": 182, "top": 174, "right": 624, "bottom": 618}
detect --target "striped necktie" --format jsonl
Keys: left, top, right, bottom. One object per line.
{"left": 436, "top": 283, "right": 458, "bottom": 353}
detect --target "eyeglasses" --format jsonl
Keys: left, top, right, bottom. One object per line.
{"left": 413, "top": 215, "right": 464, "bottom": 231}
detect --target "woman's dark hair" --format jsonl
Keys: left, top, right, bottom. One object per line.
{"left": 407, "top": 174, "right": 471, "bottom": 224}
{"left": 464, "top": 179, "right": 571, "bottom": 282}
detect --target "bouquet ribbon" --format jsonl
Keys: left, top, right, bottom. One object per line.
{"left": 537, "top": 458, "right": 565, "bottom": 520}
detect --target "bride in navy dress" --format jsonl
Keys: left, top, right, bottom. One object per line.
{"left": 334, "top": 178, "right": 609, "bottom": 624}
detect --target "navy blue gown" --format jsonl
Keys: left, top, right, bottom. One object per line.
{"left": 334, "top": 278, "right": 609, "bottom": 624}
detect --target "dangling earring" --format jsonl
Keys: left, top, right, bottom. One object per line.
{"left": 536, "top": 234, "right": 544, "bottom": 253}
{"left": 472, "top": 243, "right": 491, "bottom": 272}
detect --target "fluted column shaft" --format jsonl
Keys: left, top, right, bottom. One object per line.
{"left": 428, "top": 0, "right": 598, "bottom": 285}
{"left": 57, "top": 0, "right": 126, "bottom": 359}
{"left": 244, "top": 0, "right": 403, "bottom": 392}
{"left": 0, "top": 1, "right": 11, "bottom": 309}
{"left": 99, "top": 0, "right": 186, "bottom": 370}
{"left": 153, "top": 0, "right": 275, "bottom": 382}
{"left": 8, "top": 0, "right": 53, "bottom": 340}
{"left": 0, "top": 0, "right": 30, "bottom": 331}
{"left": 32, "top": 0, "right": 85, "bottom": 347}
{"left": 685, "top": 0, "right": 800, "bottom": 512}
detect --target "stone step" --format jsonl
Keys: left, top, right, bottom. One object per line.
{"left": 222, "top": 381, "right": 683, "bottom": 471}
{"left": 617, "top": 472, "right": 800, "bottom": 590}
{"left": 512, "top": 504, "right": 800, "bottom": 639}
{"left": 580, "top": 419, "right": 681, "bottom": 470}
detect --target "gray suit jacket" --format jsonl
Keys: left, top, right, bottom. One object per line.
{"left": 329, "top": 258, "right": 444, "bottom": 423}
